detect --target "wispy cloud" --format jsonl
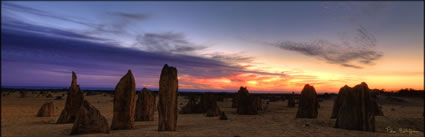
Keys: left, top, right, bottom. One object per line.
{"left": 132, "top": 32, "right": 207, "bottom": 54}
{"left": 88, "top": 12, "right": 149, "bottom": 35}
{"left": 1, "top": 19, "right": 286, "bottom": 87}
{"left": 2, "top": 2, "right": 96, "bottom": 27}
{"left": 270, "top": 26, "right": 383, "bottom": 69}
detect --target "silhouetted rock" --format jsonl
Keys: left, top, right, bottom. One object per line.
{"left": 57, "top": 72, "right": 85, "bottom": 124}
{"left": 39, "top": 91, "right": 48, "bottom": 95}
{"left": 71, "top": 100, "right": 109, "bottom": 135}
{"left": 219, "top": 112, "right": 228, "bottom": 120}
{"left": 370, "top": 91, "right": 384, "bottom": 116}
{"left": 86, "top": 92, "right": 101, "bottom": 96}
{"left": 19, "top": 91, "right": 26, "bottom": 98}
{"left": 296, "top": 84, "right": 319, "bottom": 118}
{"left": 334, "top": 82, "right": 376, "bottom": 132}
{"left": 236, "top": 87, "right": 259, "bottom": 115}
{"left": 46, "top": 94, "right": 53, "bottom": 98}
{"left": 37, "top": 102, "right": 54, "bottom": 117}
{"left": 135, "top": 88, "right": 156, "bottom": 121}
{"left": 202, "top": 93, "right": 221, "bottom": 117}
{"left": 179, "top": 96, "right": 200, "bottom": 114}
{"left": 55, "top": 96, "right": 63, "bottom": 100}
{"left": 332, "top": 84, "right": 384, "bottom": 119}
{"left": 288, "top": 92, "right": 296, "bottom": 108}
{"left": 216, "top": 96, "right": 225, "bottom": 102}
{"left": 158, "top": 64, "right": 178, "bottom": 131}
{"left": 331, "top": 86, "right": 350, "bottom": 119}
{"left": 111, "top": 70, "right": 136, "bottom": 130}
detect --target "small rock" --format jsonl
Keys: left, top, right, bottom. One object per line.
{"left": 37, "top": 102, "right": 55, "bottom": 117}
{"left": 219, "top": 112, "right": 228, "bottom": 120}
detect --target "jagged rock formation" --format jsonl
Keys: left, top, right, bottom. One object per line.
{"left": 135, "top": 88, "right": 156, "bottom": 121}
{"left": 158, "top": 64, "right": 178, "bottom": 131}
{"left": 37, "top": 102, "right": 55, "bottom": 117}
{"left": 288, "top": 92, "right": 296, "bottom": 108}
{"left": 202, "top": 93, "right": 221, "bottom": 117}
{"left": 296, "top": 84, "right": 319, "bottom": 118}
{"left": 179, "top": 96, "right": 200, "bottom": 114}
{"left": 331, "top": 86, "right": 350, "bottom": 118}
{"left": 71, "top": 100, "right": 109, "bottom": 135}
{"left": 179, "top": 93, "right": 221, "bottom": 117}
{"left": 57, "top": 72, "right": 84, "bottom": 124}
{"left": 334, "top": 82, "right": 377, "bottom": 132}
{"left": 332, "top": 84, "right": 384, "bottom": 119}
{"left": 111, "top": 70, "right": 136, "bottom": 130}
{"left": 236, "top": 87, "right": 259, "bottom": 115}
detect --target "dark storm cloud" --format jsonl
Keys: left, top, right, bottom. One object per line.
{"left": 271, "top": 26, "right": 383, "bottom": 69}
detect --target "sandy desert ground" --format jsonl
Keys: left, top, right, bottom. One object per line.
{"left": 1, "top": 92, "right": 424, "bottom": 137}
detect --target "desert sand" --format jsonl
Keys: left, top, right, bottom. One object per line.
{"left": 1, "top": 91, "right": 423, "bottom": 137}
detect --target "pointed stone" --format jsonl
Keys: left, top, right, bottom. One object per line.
{"left": 331, "top": 85, "right": 350, "bottom": 118}
{"left": 37, "top": 102, "right": 55, "bottom": 117}
{"left": 135, "top": 88, "right": 156, "bottom": 121}
{"left": 334, "top": 82, "right": 376, "bottom": 132}
{"left": 57, "top": 72, "right": 84, "bottom": 123}
{"left": 332, "top": 84, "right": 384, "bottom": 119}
{"left": 179, "top": 96, "right": 199, "bottom": 114}
{"left": 236, "top": 87, "right": 259, "bottom": 115}
{"left": 296, "top": 84, "right": 319, "bottom": 118}
{"left": 202, "top": 93, "right": 221, "bottom": 117}
{"left": 158, "top": 64, "right": 178, "bottom": 131}
{"left": 111, "top": 70, "right": 136, "bottom": 130}
{"left": 71, "top": 100, "right": 109, "bottom": 135}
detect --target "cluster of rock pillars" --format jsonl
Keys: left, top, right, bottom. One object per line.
{"left": 36, "top": 64, "right": 384, "bottom": 135}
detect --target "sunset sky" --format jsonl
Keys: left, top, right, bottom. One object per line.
{"left": 2, "top": 2, "right": 423, "bottom": 93}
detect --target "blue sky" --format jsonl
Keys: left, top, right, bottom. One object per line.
{"left": 2, "top": 1, "right": 423, "bottom": 92}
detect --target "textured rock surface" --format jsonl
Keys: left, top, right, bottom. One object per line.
{"left": 331, "top": 86, "right": 350, "bottom": 119}
{"left": 158, "top": 64, "right": 178, "bottom": 131}
{"left": 334, "top": 82, "right": 376, "bottom": 132}
{"left": 371, "top": 92, "right": 384, "bottom": 116}
{"left": 332, "top": 84, "right": 384, "bottom": 119}
{"left": 37, "top": 102, "right": 54, "bottom": 117}
{"left": 296, "top": 84, "right": 319, "bottom": 118}
{"left": 71, "top": 100, "right": 109, "bottom": 135}
{"left": 236, "top": 87, "right": 259, "bottom": 115}
{"left": 179, "top": 96, "right": 200, "bottom": 114}
{"left": 111, "top": 70, "right": 136, "bottom": 130}
{"left": 202, "top": 93, "right": 221, "bottom": 117}
{"left": 135, "top": 88, "right": 156, "bottom": 121}
{"left": 57, "top": 72, "right": 84, "bottom": 123}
